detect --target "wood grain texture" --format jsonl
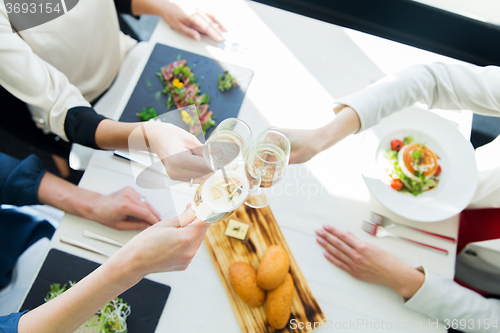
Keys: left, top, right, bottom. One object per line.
{"left": 205, "top": 204, "right": 326, "bottom": 333}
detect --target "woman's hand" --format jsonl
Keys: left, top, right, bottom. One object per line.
{"left": 88, "top": 187, "right": 161, "bottom": 230}
{"left": 275, "top": 107, "right": 362, "bottom": 164}
{"left": 18, "top": 208, "right": 210, "bottom": 333}
{"left": 159, "top": 2, "right": 227, "bottom": 42}
{"left": 144, "top": 122, "right": 212, "bottom": 182}
{"left": 126, "top": 121, "right": 212, "bottom": 183}
{"left": 316, "top": 225, "right": 424, "bottom": 299}
{"left": 116, "top": 207, "right": 210, "bottom": 275}
{"left": 275, "top": 128, "right": 321, "bottom": 164}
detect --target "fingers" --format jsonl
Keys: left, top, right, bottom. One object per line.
{"left": 190, "top": 145, "right": 204, "bottom": 157}
{"left": 113, "top": 220, "right": 151, "bottom": 231}
{"left": 124, "top": 204, "right": 160, "bottom": 226}
{"left": 161, "top": 207, "right": 198, "bottom": 228}
{"left": 323, "top": 251, "right": 356, "bottom": 276}
{"left": 177, "top": 207, "right": 198, "bottom": 227}
{"left": 176, "top": 22, "right": 201, "bottom": 41}
{"left": 316, "top": 227, "right": 359, "bottom": 263}
{"left": 121, "top": 187, "right": 162, "bottom": 222}
{"left": 162, "top": 153, "right": 212, "bottom": 182}
{"left": 316, "top": 234, "right": 354, "bottom": 267}
{"left": 207, "top": 13, "right": 227, "bottom": 32}
{"left": 323, "top": 225, "right": 362, "bottom": 249}
{"left": 184, "top": 220, "right": 210, "bottom": 245}
{"left": 144, "top": 201, "right": 162, "bottom": 221}
{"left": 189, "top": 12, "right": 224, "bottom": 42}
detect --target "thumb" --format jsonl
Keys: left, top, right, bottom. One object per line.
{"left": 176, "top": 23, "right": 201, "bottom": 41}
{"left": 183, "top": 220, "right": 211, "bottom": 241}
{"left": 160, "top": 207, "right": 196, "bottom": 228}
{"left": 178, "top": 207, "right": 199, "bottom": 227}
{"left": 191, "top": 145, "right": 204, "bottom": 157}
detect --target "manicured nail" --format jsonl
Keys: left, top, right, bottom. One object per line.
{"left": 316, "top": 229, "right": 324, "bottom": 236}
{"left": 316, "top": 237, "right": 324, "bottom": 244}
{"left": 324, "top": 225, "right": 332, "bottom": 231}
{"left": 324, "top": 252, "right": 332, "bottom": 259}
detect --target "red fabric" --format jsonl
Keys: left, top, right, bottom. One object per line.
{"left": 455, "top": 208, "right": 500, "bottom": 295}
{"left": 458, "top": 208, "right": 500, "bottom": 254}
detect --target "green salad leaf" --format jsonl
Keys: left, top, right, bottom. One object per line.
{"left": 45, "top": 282, "right": 131, "bottom": 333}
{"left": 136, "top": 107, "right": 158, "bottom": 121}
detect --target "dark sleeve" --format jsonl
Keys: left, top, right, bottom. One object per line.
{"left": 64, "top": 106, "right": 107, "bottom": 149}
{"left": 0, "top": 153, "right": 46, "bottom": 206}
{"left": 114, "top": 0, "right": 134, "bottom": 15}
{"left": 0, "top": 311, "right": 29, "bottom": 332}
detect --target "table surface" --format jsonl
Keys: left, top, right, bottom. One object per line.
{"left": 41, "top": 1, "right": 474, "bottom": 332}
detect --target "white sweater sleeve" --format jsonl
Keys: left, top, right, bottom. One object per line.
{"left": 337, "top": 63, "right": 500, "bottom": 132}
{"left": 0, "top": 6, "right": 91, "bottom": 141}
{"left": 404, "top": 267, "right": 500, "bottom": 332}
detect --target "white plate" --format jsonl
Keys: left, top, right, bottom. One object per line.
{"left": 360, "top": 108, "right": 478, "bottom": 222}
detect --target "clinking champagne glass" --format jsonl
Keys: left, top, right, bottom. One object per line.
{"left": 203, "top": 118, "right": 252, "bottom": 171}
{"left": 191, "top": 160, "right": 261, "bottom": 223}
{"left": 244, "top": 129, "right": 291, "bottom": 208}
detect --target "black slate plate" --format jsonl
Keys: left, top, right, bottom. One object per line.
{"left": 21, "top": 249, "right": 170, "bottom": 333}
{"left": 119, "top": 43, "right": 254, "bottom": 137}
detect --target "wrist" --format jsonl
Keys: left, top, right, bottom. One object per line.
{"left": 385, "top": 265, "right": 425, "bottom": 299}
{"left": 107, "top": 245, "right": 148, "bottom": 284}
{"left": 315, "top": 125, "right": 334, "bottom": 153}
{"left": 76, "top": 191, "right": 103, "bottom": 221}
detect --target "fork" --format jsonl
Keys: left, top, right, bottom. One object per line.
{"left": 362, "top": 220, "right": 448, "bottom": 255}
{"left": 370, "top": 212, "right": 456, "bottom": 243}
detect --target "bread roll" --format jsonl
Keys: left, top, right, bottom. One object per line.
{"left": 266, "top": 273, "right": 294, "bottom": 330}
{"left": 229, "top": 262, "right": 266, "bottom": 307}
{"left": 257, "top": 245, "right": 290, "bottom": 290}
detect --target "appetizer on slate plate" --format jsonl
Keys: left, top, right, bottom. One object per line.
{"left": 136, "top": 107, "right": 158, "bottom": 121}
{"left": 45, "top": 282, "right": 131, "bottom": 333}
{"left": 156, "top": 59, "right": 216, "bottom": 135}
{"left": 385, "top": 136, "right": 441, "bottom": 196}
{"left": 218, "top": 70, "right": 238, "bottom": 92}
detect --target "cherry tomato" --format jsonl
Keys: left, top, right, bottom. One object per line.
{"left": 391, "top": 139, "right": 403, "bottom": 152}
{"left": 435, "top": 165, "right": 442, "bottom": 176}
{"left": 391, "top": 178, "right": 404, "bottom": 191}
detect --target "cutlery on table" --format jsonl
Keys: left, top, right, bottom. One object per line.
{"left": 370, "top": 212, "right": 456, "bottom": 243}
{"left": 60, "top": 236, "right": 112, "bottom": 257}
{"left": 83, "top": 230, "right": 125, "bottom": 247}
{"left": 362, "top": 220, "right": 448, "bottom": 255}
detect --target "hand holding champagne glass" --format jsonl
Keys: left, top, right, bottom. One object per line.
{"left": 245, "top": 129, "right": 291, "bottom": 207}
{"left": 203, "top": 118, "right": 252, "bottom": 171}
{"left": 191, "top": 160, "right": 261, "bottom": 223}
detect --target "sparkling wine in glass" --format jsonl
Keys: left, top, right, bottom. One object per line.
{"left": 192, "top": 160, "right": 261, "bottom": 223}
{"left": 245, "top": 129, "right": 290, "bottom": 208}
{"left": 203, "top": 118, "right": 252, "bottom": 171}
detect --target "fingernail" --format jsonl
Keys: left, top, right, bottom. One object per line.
{"left": 324, "top": 225, "right": 332, "bottom": 231}
{"left": 316, "top": 229, "right": 324, "bottom": 236}
{"left": 316, "top": 237, "right": 324, "bottom": 244}
{"left": 324, "top": 252, "right": 332, "bottom": 258}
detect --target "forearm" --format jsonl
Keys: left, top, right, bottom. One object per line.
{"left": 404, "top": 268, "right": 500, "bottom": 333}
{"left": 17, "top": 255, "right": 142, "bottom": 333}
{"left": 95, "top": 119, "right": 159, "bottom": 151}
{"left": 37, "top": 172, "right": 100, "bottom": 219}
{"left": 383, "top": 265, "right": 425, "bottom": 299}
{"left": 131, "top": 0, "right": 166, "bottom": 16}
{"left": 95, "top": 120, "right": 175, "bottom": 160}
{"left": 315, "top": 106, "right": 361, "bottom": 153}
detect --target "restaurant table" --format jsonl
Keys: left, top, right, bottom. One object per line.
{"left": 26, "top": 0, "right": 474, "bottom": 332}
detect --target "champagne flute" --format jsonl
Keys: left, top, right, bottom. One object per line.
{"left": 245, "top": 129, "right": 291, "bottom": 208}
{"left": 203, "top": 118, "right": 252, "bottom": 171}
{"left": 192, "top": 160, "right": 261, "bottom": 223}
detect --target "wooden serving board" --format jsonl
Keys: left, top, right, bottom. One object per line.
{"left": 205, "top": 204, "right": 326, "bottom": 333}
